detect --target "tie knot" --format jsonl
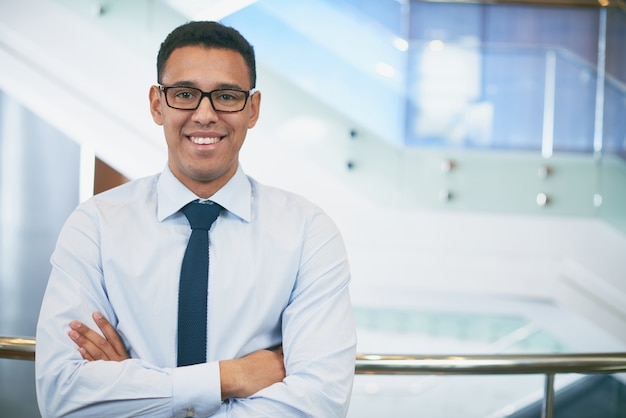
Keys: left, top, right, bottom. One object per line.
{"left": 181, "top": 201, "right": 221, "bottom": 230}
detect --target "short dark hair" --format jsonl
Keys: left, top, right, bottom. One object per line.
{"left": 156, "top": 21, "right": 256, "bottom": 88}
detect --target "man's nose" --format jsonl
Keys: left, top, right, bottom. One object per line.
{"left": 192, "top": 96, "right": 219, "bottom": 123}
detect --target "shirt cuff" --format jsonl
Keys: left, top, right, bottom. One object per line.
{"left": 172, "top": 362, "right": 221, "bottom": 417}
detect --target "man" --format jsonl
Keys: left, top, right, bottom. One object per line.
{"left": 36, "top": 21, "right": 357, "bottom": 417}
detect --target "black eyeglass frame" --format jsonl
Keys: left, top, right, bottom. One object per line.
{"left": 158, "top": 85, "right": 256, "bottom": 112}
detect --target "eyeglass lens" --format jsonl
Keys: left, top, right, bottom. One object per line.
{"left": 165, "top": 87, "right": 249, "bottom": 111}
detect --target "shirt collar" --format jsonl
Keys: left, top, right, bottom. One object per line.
{"left": 157, "top": 165, "right": 252, "bottom": 222}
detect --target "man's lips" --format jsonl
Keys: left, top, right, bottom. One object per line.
{"left": 188, "top": 136, "right": 223, "bottom": 145}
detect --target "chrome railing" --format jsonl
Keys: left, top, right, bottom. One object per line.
{"left": 0, "top": 335, "right": 35, "bottom": 360}
{"left": 2, "top": 336, "right": 626, "bottom": 418}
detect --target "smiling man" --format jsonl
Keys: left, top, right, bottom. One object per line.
{"left": 155, "top": 46, "right": 258, "bottom": 198}
{"left": 36, "top": 21, "right": 356, "bottom": 417}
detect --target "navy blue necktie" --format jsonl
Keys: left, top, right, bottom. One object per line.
{"left": 177, "top": 200, "right": 221, "bottom": 367}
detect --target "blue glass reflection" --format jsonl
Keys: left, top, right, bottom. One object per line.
{"left": 225, "top": 0, "right": 626, "bottom": 155}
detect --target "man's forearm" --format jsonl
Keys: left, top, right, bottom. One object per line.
{"left": 219, "top": 347, "right": 285, "bottom": 400}
{"left": 69, "top": 314, "right": 286, "bottom": 403}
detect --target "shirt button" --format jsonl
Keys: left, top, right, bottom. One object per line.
{"left": 185, "top": 407, "right": 195, "bottom": 417}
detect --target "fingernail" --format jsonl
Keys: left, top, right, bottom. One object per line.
{"left": 69, "top": 321, "right": 81, "bottom": 330}
{"left": 69, "top": 331, "right": 79, "bottom": 340}
{"left": 93, "top": 312, "right": 103, "bottom": 320}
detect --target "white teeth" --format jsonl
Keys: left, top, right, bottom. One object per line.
{"left": 190, "top": 136, "right": 220, "bottom": 145}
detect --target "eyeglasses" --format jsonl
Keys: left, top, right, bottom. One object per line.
{"left": 158, "top": 85, "right": 256, "bottom": 112}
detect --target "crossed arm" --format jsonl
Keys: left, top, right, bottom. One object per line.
{"left": 68, "top": 312, "right": 286, "bottom": 400}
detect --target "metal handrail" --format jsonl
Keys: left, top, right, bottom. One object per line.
{"left": 3, "top": 336, "right": 626, "bottom": 418}
{"left": 0, "top": 336, "right": 35, "bottom": 360}
{"left": 355, "top": 352, "right": 626, "bottom": 374}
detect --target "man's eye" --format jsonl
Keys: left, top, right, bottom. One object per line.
{"left": 175, "top": 90, "right": 197, "bottom": 100}
{"left": 217, "top": 93, "right": 237, "bottom": 101}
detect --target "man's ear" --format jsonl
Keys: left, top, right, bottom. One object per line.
{"left": 149, "top": 85, "right": 164, "bottom": 126}
{"left": 247, "top": 90, "right": 261, "bottom": 129}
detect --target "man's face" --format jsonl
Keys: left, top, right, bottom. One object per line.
{"left": 149, "top": 45, "right": 260, "bottom": 197}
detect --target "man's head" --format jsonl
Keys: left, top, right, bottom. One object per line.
{"left": 156, "top": 21, "right": 256, "bottom": 89}
{"left": 150, "top": 21, "right": 261, "bottom": 198}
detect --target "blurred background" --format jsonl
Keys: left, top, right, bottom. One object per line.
{"left": 1, "top": 0, "right": 625, "bottom": 416}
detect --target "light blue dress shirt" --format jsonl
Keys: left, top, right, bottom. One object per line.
{"left": 36, "top": 165, "right": 357, "bottom": 417}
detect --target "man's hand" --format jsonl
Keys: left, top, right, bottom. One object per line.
{"left": 69, "top": 312, "right": 130, "bottom": 361}
{"left": 219, "top": 345, "right": 285, "bottom": 400}
{"left": 69, "top": 313, "right": 285, "bottom": 400}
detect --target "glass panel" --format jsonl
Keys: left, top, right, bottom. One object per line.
{"left": 223, "top": 0, "right": 626, "bottom": 155}
{"left": 352, "top": 292, "right": 626, "bottom": 417}
{"left": 350, "top": 373, "right": 626, "bottom": 418}
{"left": 350, "top": 374, "right": 547, "bottom": 418}
{"left": 405, "top": 3, "right": 606, "bottom": 152}
{"left": 604, "top": 8, "right": 626, "bottom": 158}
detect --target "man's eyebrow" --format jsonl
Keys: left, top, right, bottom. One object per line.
{"left": 216, "top": 82, "right": 247, "bottom": 90}
{"left": 166, "top": 81, "right": 247, "bottom": 90}
{"left": 168, "top": 80, "right": 197, "bottom": 88}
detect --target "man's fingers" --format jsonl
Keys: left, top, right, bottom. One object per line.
{"left": 69, "top": 318, "right": 125, "bottom": 361}
{"left": 68, "top": 314, "right": 129, "bottom": 362}
{"left": 78, "top": 346, "right": 95, "bottom": 362}
{"left": 92, "top": 312, "right": 128, "bottom": 358}
{"left": 68, "top": 321, "right": 109, "bottom": 360}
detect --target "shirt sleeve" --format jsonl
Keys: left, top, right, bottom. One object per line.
{"left": 217, "top": 209, "right": 358, "bottom": 418}
{"left": 35, "top": 204, "right": 223, "bottom": 418}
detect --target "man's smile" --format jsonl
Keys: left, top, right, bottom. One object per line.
{"left": 188, "top": 135, "right": 224, "bottom": 145}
